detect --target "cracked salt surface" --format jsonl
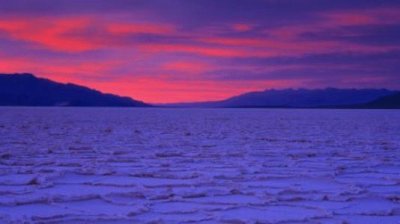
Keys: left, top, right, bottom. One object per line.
{"left": 0, "top": 108, "right": 399, "bottom": 223}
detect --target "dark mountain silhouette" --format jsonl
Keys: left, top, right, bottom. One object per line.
{"left": 357, "top": 92, "right": 400, "bottom": 109}
{"left": 2, "top": 73, "right": 398, "bottom": 108}
{"left": 0, "top": 73, "right": 150, "bottom": 107}
{"left": 168, "top": 88, "right": 396, "bottom": 108}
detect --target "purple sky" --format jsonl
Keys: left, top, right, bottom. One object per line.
{"left": 0, "top": 0, "right": 399, "bottom": 103}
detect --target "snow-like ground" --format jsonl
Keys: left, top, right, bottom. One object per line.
{"left": 0, "top": 108, "right": 399, "bottom": 224}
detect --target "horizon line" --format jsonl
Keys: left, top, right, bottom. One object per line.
{"left": 1, "top": 72, "right": 399, "bottom": 104}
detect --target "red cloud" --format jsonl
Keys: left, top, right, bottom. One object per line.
{"left": 0, "top": 17, "right": 175, "bottom": 52}
{"left": 323, "top": 7, "right": 400, "bottom": 26}
{"left": 270, "top": 6, "right": 400, "bottom": 41}
{"left": 139, "top": 43, "right": 250, "bottom": 57}
{"left": 232, "top": 23, "right": 252, "bottom": 32}
{"left": 107, "top": 23, "right": 174, "bottom": 35}
{"left": 162, "top": 61, "right": 213, "bottom": 74}
{"left": 0, "top": 17, "right": 99, "bottom": 52}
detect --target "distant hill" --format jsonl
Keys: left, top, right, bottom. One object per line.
{"left": 168, "top": 88, "right": 397, "bottom": 108}
{"left": 357, "top": 92, "right": 400, "bottom": 109}
{"left": 0, "top": 73, "right": 150, "bottom": 107}
{"left": 2, "top": 73, "right": 398, "bottom": 108}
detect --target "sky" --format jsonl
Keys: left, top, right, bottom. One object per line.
{"left": 0, "top": 0, "right": 400, "bottom": 103}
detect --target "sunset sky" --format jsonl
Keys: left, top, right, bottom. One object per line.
{"left": 0, "top": 0, "right": 399, "bottom": 103}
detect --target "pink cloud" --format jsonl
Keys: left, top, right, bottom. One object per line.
{"left": 270, "top": 6, "right": 400, "bottom": 41}
{"left": 323, "top": 7, "right": 400, "bottom": 26}
{"left": 107, "top": 23, "right": 174, "bottom": 35}
{"left": 139, "top": 43, "right": 250, "bottom": 57}
{"left": 232, "top": 23, "right": 252, "bottom": 32}
{"left": 0, "top": 16, "right": 176, "bottom": 52}
{"left": 162, "top": 61, "right": 213, "bottom": 74}
{"left": 0, "top": 17, "right": 100, "bottom": 52}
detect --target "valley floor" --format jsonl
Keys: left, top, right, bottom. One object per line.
{"left": 0, "top": 108, "right": 399, "bottom": 223}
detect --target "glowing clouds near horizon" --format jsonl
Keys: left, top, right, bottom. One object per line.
{"left": 0, "top": 0, "right": 399, "bottom": 103}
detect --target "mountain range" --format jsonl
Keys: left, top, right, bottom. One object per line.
{"left": 0, "top": 73, "right": 149, "bottom": 107}
{"left": 0, "top": 73, "right": 399, "bottom": 108}
{"left": 357, "top": 92, "right": 400, "bottom": 109}
{"left": 169, "top": 88, "right": 398, "bottom": 108}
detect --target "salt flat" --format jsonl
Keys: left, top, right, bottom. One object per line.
{"left": 0, "top": 108, "right": 399, "bottom": 223}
